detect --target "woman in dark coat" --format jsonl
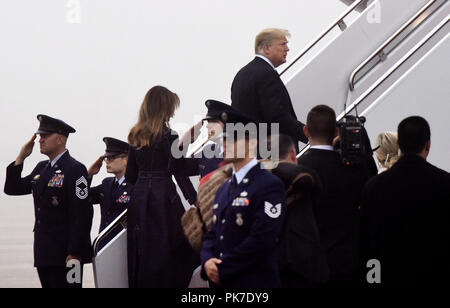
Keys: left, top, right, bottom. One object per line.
{"left": 125, "top": 86, "right": 199, "bottom": 288}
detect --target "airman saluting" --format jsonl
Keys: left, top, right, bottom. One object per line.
{"left": 4, "top": 115, "right": 93, "bottom": 288}
{"left": 88, "top": 137, "right": 132, "bottom": 250}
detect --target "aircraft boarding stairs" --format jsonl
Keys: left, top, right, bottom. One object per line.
{"left": 92, "top": 0, "right": 450, "bottom": 287}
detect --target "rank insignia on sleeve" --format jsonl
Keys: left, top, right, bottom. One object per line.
{"left": 264, "top": 201, "right": 282, "bottom": 219}
{"left": 75, "top": 176, "right": 88, "bottom": 200}
{"left": 48, "top": 174, "right": 64, "bottom": 188}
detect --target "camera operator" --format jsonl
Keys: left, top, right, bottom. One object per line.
{"left": 298, "top": 105, "right": 376, "bottom": 287}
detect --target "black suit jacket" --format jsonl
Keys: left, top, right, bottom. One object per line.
{"left": 231, "top": 57, "right": 307, "bottom": 146}
{"left": 4, "top": 151, "right": 93, "bottom": 267}
{"left": 359, "top": 155, "right": 450, "bottom": 287}
{"left": 271, "top": 162, "right": 329, "bottom": 285}
{"left": 298, "top": 148, "right": 374, "bottom": 282}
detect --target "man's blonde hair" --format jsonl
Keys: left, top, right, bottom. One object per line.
{"left": 255, "top": 28, "right": 290, "bottom": 54}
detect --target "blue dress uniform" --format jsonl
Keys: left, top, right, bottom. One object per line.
{"left": 170, "top": 100, "right": 235, "bottom": 179}
{"left": 90, "top": 177, "right": 131, "bottom": 233}
{"left": 3, "top": 115, "right": 93, "bottom": 288}
{"left": 200, "top": 159, "right": 287, "bottom": 288}
{"left": 89, "top": 137, "right": 132, "bottom": 236}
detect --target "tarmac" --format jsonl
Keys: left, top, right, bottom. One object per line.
{"left": 0, "top": 195, "right": 100, "bottom": 288}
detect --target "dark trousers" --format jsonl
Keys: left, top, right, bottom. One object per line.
{"left": 280, "top": 269, "right": 323, "bottom": 288}
{"left": 37, "top": 265, "right": 84, "bottom": 288}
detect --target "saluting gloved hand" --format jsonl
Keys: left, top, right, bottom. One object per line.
{"left": 15, "top": 134, "right": 36, "bottom": 166}
{"left": 88, "top": 156, "right": 104, "bottom": 178}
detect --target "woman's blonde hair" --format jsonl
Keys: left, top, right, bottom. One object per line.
{"left": 374, "top": 131, "right": 400, "bottom": 170}
{"left": 128, "top": 86, "right": 180, "bottom": 148}
{"left": 255, "top": 28, "right": 290, "bottom": 54}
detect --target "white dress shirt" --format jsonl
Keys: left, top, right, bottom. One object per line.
{"left": 310, "top": 145, "right": 334, "bottom": 151}
{"left": 256, "top": 54, "right": 276, "bottom": 70}
{"left": 233, "top": 158, "right": 258, "bottom": 184}
{"left": 50, "top": 150, "right": 68, "bottom": 167}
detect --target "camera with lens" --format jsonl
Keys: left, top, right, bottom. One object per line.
{"left": 337, "top": 115, "right": 367, "bottom": 166}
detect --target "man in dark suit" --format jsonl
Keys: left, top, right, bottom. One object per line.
{"left": 4, "top": 115, "right": 93, "bottom": 288}
{"left": 359, "top": 116, "right": 450, "bottom": 287}
{"left": 200, "top": 110, "right": 286, "bottom": 288}
{"left": 231, "top": 28, "right": 307, "bottom": 150}
{"left": 297, "top": 105, "right": 375, "bottom": 287}
{"left": 87, "top": 137, "right": 132, "bottom": 251}
{"left": 269, "top": 134, "right": 329, "bottom": 287}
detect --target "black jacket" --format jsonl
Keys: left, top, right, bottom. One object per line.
{"left": 170, "top": 143, "right": 224, "bottom": 179}
{"left": 271, "top": 162, "right": 329, "bottom": 286}
{"left": 359, "top": 155, "right": 450, "bottom": 287}
{"left": 4, "top": 151, "right": 93, "bottom": 267}
{"left": 231, "top": 57, "right": 307, "bottom": 146}
{"left": 298, "top": 148, "right": 374, "bottom": 283}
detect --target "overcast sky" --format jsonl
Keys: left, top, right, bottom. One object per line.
{"left": 0, "top": 0, "right": 348, "bottom": 201}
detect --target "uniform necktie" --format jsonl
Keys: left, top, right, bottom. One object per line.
{"left": 113, "top": 180, "right": 120, "bottom": 191}
{"left": 44, "top": 162, "right": 52, "bottom": 175}
{"left": 229, "top": 174, "right": 238, "bottom": 195}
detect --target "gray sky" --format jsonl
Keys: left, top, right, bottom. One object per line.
{"left": 0, "top": 0, "right": 347, "bottom": 199}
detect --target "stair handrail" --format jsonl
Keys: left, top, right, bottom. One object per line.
{"left": 92, "top": 209, "right": 128, "bottom": 256}
{"left": 349, "top": 0, "right": 444, "bottom": 90}
{"left": 297, "top": 16, "right": 449, "bottom": 158}
{"left": 279, "top": 0, "right": 366, "bottom": 76}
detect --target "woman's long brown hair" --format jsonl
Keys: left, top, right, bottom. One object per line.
{"left": 128, "top": 86, "right": 180, "bottom": 148}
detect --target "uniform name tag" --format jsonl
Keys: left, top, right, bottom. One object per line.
{"left": 232, "top": 197, "right": 250, "bottom": 207}
{"left": 48, "top": 174, "right": 64, "bottom": 188}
